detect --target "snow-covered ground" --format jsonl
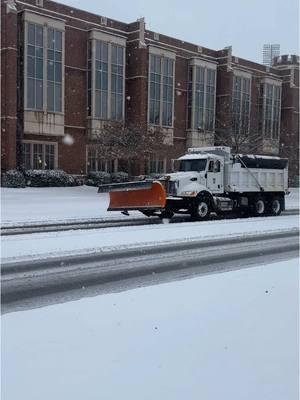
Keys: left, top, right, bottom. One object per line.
{"left": 1, "top": 186, "right": 299, "bottom": 225}
{"left": 1, "top": 186, "right": 141, "bottom": 225}
{"left": 2, "top": 258, "right": 298, "bottom": 400}
{"left": 2, "top": 214, "right": 298, "bottom": 263}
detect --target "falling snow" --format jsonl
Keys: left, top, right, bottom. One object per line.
{"left": 62, "top": 133, "right": 75, "bottom": 146}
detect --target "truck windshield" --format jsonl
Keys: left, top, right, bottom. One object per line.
{"left": 179, "top": 159, "right": 207, "bottom": 172}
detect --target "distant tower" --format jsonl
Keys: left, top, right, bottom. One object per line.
{"left": 263, "top": 44, "right": 280, "bottom": 66}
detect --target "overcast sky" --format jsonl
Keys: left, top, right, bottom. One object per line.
{"left": 62, "top": 0, "right": 298, "bottom": 63}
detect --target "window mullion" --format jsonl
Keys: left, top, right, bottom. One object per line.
{"left": 271, "top": 86, "right": 275, "bottom": 139}
{"left": 43, "top": 24, "right": 47, "bottom": 112}
{"left": 239, "top": 78, "right": 243, "bottom": 132}
{"left": 191, "top": 66, "right": 196, "bottom": 130}
{"left": 107, "top": 43, "right": 112, "bottom": 119}
{"left": 262, "top": 86, "right": 265, "bottom": 137}
{"left": 91, "top": 39, "right": 96, "bottom": 118}
{"left": 42, "top": 144, "right": 45, "bottom": 170}
{"left": 159, "top": 57, "right": 163, "bottom": 126}
{"left": 203, "top": 68, "right": 207, "bottom": 130}
{"left": 30, "top": 143, "right": 33, "bottom": 169}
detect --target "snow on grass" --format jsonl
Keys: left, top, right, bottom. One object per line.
{"left": 2, "top": 258, "right": 298, "bottom": 400}
{"left": 1, "top": 186, "right": 299, "bottom": 225}
{"left": 1, "top": 214, "right": 298, "bottom": 263}
{"left": 0, "top": 185, "right": 140, "bottom": 225}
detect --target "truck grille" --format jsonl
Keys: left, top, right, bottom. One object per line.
{"left": 165, "top": 180, "right": 177, "bottom": 196}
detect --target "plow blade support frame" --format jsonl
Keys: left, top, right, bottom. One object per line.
{"left": 98, "top": 181, "right": 153, "bottom": 193}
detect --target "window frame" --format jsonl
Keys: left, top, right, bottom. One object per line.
{"left": 23, "top": 11, "right": 65, "bottom": 114}
{"left": 260, "top": 79, "right": 282, "bottom": 140}
{"left": 86, "top": 146, "right": 118, "bottom": 173}
{"left": 232, "top": 70, "right": 252, "bottom": 136}
{"left": 187, "top": 59, "right": 217, "bottom": 132}
{"left": 146, "top": 156, "right": 167, "bottom": 175}
{"left": 22, "top": 140, "right": 58, "bottom": 170}
{"left": 148, "top": 46, "right": 176, "bottom": 128}
{"left": 88, "top": 30, "right": 126, "bottom": 122}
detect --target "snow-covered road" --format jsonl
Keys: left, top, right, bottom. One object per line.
{"left": 2, "top": 258, "right": 298, "bottom": 400}
{"left": 2, "top": 214, "right": 299, "bottom": 263}
{"left": 1, "top": 186, "right": 299, "bottom": 225}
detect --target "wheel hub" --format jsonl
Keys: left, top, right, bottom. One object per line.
{"left": 198, "top": 202, "right": 208, "bottom": 217}
{"left": 256, "top": 200, "right": 264, "bottom": 214}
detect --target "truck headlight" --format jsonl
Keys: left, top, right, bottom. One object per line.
{"left": 181, "top": 191, "right": 198, "bottom": 197}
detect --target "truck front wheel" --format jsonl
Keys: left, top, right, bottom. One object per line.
{"left": 191, "top": 198, "right": 211, "bottom": 220}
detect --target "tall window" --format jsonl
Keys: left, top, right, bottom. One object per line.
{"left": 111, "top": 45, "right": 124, "bottom": 120}
{"left": 87, "top": 147, "right": 116, "bottom": 172}
{"left": 27, "top": 23, "right": 43, "bottom": 110}
{"left": 26, "top": 21, "right": 63, "bottom": 112}
{"left": 261, "top": 83, "right": 281, "bottom": 139}
{"left": 149, "top": 54, "right": 174, "bottom": 127}
{"left": 88, "top": 37, "right": 125, "bottom": 121}
{"left": 149, "top": 55, "right": 161, "bottom": 125}
{"left": 22, "top": 142, "right": 57, "bottom": 169}
{"left": 148, "top": 157, "right": 165, "bottom": 174}
{"left": 162, "top": 58, "right": 174, "bottom": 126}
{"left": 95, "top": 41, "right": 108, "bottom": 119}
{"left": 47, "top": 28, "right": 62, "bottom": 112}
{"left": 232, "top": 75, "right": 251, "bottom": 135}
{"left": 187, "top": 65, "right": 216, "bottom": 131}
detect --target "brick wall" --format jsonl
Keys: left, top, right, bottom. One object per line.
{"left": 1, "top": 0, "right": 299, "bottom": 184}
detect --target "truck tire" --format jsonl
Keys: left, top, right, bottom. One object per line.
{"left": 252, "top": 197, "right": 266, "bottom": 217}
{"left": 191, "top": 197, "right": 211, "bottom": 220}
{"left": 269, "top": 196, "right": 282, "bottom": 216}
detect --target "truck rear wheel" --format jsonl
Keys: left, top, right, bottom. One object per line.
{"left": 252, "top": 197, "right": 266, "bottom": 217}
{"left": 191, "top": 198, "right": 211, "bottom": 220}
{"left": 269, "top": 197, "right": 282, "bottom": 216}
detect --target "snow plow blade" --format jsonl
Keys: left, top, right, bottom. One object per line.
{"left": 98, "top": 181, "right": 167, "bottom": 211}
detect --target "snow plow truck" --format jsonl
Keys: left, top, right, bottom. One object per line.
{"left": 98, "top": 146, "right": 289, "bottom": 220}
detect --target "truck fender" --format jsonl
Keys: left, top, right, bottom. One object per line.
{"left": 196, "top": 190, "right": 215, "bottom": 209}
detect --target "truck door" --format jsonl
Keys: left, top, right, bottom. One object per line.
{"left": 206, "top": 159, "right": 223, "bottom": 193}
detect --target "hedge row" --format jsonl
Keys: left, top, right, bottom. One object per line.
{"left": 85, "top": 171, "right": 129, "bottom": 186}
{"left": 2, "top": 169, "right": 80, "bottom": 188}
{"left": 1, "top": 169, "right": 130, "bottom": 188}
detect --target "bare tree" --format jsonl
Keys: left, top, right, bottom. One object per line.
{"left": 92, "top": 121, "right": 168, "bottom": 174}
{"left": 214, "top": 111, "right": 263, "bottom": 154}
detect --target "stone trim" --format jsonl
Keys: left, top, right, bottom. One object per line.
{"left": 89, "top": 29, "right": 126, "bottom": 46}
{"left": 148, "top": 45, "right": 176, "bottom": 60}
{"left": 23, "top": 10, "right": 65, "bottom": 31}
{"left": 233, "top": 68, "right": 252, "bottom": 79}
{"left": 189, "top": 58, "right": 217, "bottom": 69}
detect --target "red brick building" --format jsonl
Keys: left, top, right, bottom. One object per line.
{"left": 1, "top": 0, "right": 299, "bottom": 183}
